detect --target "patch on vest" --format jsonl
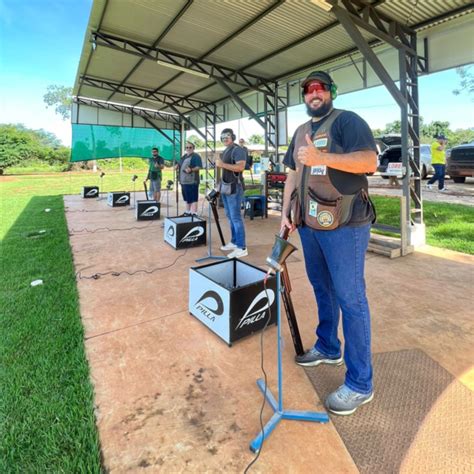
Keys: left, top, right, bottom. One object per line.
{"left": 310, "top": 165, "right": 327, "bottom": 175}
{"left": 309, "top": 200, "right": 318, "bottom": 217}
{"left": 317, "top": 211, "right": 334, "bottom": 227}
{"left": 313, "top": 137, "right": 328, "bottom": 148}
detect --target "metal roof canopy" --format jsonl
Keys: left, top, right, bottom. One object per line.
{"left": 72, "top": 0, "right": 474, "bottom": 251}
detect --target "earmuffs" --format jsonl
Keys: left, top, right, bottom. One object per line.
{"left": 221, "top": 130, "right": 236, "bottom": 141}
{"left": 302, "top": 71, "right": 338, "bottom": 100}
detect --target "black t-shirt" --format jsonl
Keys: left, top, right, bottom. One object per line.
{"left": 284, "top": 111, "right": 377, "bottom": 170}
{"left": 284, "top": 111, "right": 377, "bottom": 226}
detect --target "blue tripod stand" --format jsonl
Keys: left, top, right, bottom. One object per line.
{"left": 249, "top": 270, "right": 329, "bottom": 452}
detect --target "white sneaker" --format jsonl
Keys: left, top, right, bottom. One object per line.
{"left": 227, "top": 247, "right": 248, "bottom": 258}
{"left": 439, "top": 187, "right": 448, "bottom": 192}
{"left": 426, "top": 184, "right": 433, "bottom": 190}
{"left": 220, "top": 242, "right": 237, "bottom": 251}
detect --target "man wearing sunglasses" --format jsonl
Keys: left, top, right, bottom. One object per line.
{"left": 176, "top": 142, "right": 203, "bottom": 216}
{"left": 215, "top": 128, "right": 248, "bottom": 258}
{"left": 281, "top": 71, "right": 377, "bottom": 416}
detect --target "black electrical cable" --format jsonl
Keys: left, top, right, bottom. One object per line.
{"left": 75, "top": 249, "right": 188, "bottom": 280}
{"left": 65, "top": 208, "right": 129, "bottom": 213}
{"left": 243, "top": 277, "right": 273, "bottom": 473}
{"left": 69, "top": 222, "right": 158, "bottom": 235}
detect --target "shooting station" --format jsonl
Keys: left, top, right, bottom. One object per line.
{"left": 68, "top": 1, "right": 473, "bottom": 471}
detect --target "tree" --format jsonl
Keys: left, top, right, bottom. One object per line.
{"left": 186, "top": 135, "right": 205, "bottom": 149}
{"left": 453, "top": 66, "right": 474, "bottom": 100}
{"left": 0, "top": 124, "right": 70, "bottom": 170}
{"left": 43, "top": 85, "right": 73, "bottom": 120}
{"left": 36, "top": 129, "right": 62, "bottom": 148}
{"left": 248, "top": 134, "right": 264, "bottom": 145}
{"left": 383, "top": 120, "right": 401, "bottom": 134}
{"left": 371, "top": 128, "right": 384, "bottom": 138}
{"left": 420, "top": 120, "right": 450, "bottom": 142}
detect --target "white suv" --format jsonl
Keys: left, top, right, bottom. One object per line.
{"left": 376, "top": 135, "right": 434, "bottom": 179}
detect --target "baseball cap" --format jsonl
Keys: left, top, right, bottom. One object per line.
{"left": 436, "top": 134, "right": 447, "bottom": 140}
{"left": 301, "top": 71, "right": 333, "bottom": 88}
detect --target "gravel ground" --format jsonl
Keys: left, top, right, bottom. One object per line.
{"left": 368, "top": 176, "right": 474, "bottom": 206}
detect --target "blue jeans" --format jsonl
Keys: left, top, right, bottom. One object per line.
{"left": 427, "top": 164, "right": 445, "bottom": 189}
{"left": 221, "top": 185, "right": 246, "bottom": 248}
{"left": 298, "top": 224, "right": 373, "bottom": 394}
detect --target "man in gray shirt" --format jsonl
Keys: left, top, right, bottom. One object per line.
{"left": 176, "top": 142, "right": 202, "bottom": 216}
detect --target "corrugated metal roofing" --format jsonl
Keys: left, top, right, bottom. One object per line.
{"left": 74, "top": 0, "right": 473, "bottom": 121}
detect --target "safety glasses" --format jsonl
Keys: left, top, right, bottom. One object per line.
{"left": 220, "top": 133, "right": 232, "bottom": 141}
{"left": 185, "top": 146, "right": 193, "bottom": 149}
{"left": 303, "top": 81, "right": 328, "bottom": 95}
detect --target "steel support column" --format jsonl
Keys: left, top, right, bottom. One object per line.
{"left": 330, "top": 1, "right": 423, "bottom": 251}
{"left": 204, "top": 108, "right": 218, "bottom": 191}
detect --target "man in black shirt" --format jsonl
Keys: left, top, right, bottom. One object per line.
{"left": 215, "top": 128, "right": 248, "bottom": 258}
{"left": 146, "top": 147, "right": 165, "bottom": 202}
{"left": 282, "top": 71, "right": 377, "bottom": 416}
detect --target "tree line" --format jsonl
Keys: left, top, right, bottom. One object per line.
{"left": 0, "top": 124, "right": 70, "bottom": 172}
{"left": 188, "top": 119, "right": 473, "bottom": 151}
{"left": 1, "top": 120, "right": 473, "bottom": 173}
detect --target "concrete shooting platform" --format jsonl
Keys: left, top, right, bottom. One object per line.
{"left": 64, "top": 192, "right": 473, "bottom": 473}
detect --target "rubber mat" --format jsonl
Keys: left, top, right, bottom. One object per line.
{"left": 304, "top": 349, "right": 473, "bottom": 473}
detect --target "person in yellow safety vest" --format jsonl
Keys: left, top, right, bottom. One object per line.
{"left": 427, "top": 134, "right": 448, "bottom": 192}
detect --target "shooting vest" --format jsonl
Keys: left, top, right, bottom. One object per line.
{"left": 179, "top": 153, "right": 200, "bottom": 185}
{"left": 290, "top": 109, "right": 371, "bottom": 230}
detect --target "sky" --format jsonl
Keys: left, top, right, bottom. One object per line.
{"left": 0, "top": 0, "right": 472, "bottom": 146}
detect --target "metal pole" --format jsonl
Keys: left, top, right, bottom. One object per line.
{"left": 277, "top": 270, "right": 283, "bottom": 413}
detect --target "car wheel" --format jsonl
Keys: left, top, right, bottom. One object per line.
{"left": 452, "top": 177, "right": 466, "bottom": 183}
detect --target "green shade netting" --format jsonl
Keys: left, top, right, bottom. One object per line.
{"left": 71, "top": 124, "right": 180, "bottom": 162}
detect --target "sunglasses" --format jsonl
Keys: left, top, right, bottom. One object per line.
{"left": 185, "top": 146, "right": 193, "bottom": 149}
{"left": 303, "top": 81, "right": 328, "bottom": 95}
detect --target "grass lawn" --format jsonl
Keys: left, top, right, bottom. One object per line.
{"left": 1, "top": 171, "right": 472, "bottom": 471}
{"left": 371, "top": 195, "right": 474, "bottom": 254}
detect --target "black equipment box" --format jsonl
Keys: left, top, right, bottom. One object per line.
{"left": 189, "top": 258, "right": 277, "bottom": 345}
{"left": 164, "top": 215, "right": 206, "bottom": 249}
{"left": 135, "top": 200, "right": 160, "bottom": 220}
{"left": 81, "top": 186, "right": 99, "bottom": 198}
{"left": 107, "top": 191, "right": 130, "bottom": 207}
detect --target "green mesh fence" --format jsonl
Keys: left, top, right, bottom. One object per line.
{"left": 71, "top": 124, "right": 181, "bottom": 162}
